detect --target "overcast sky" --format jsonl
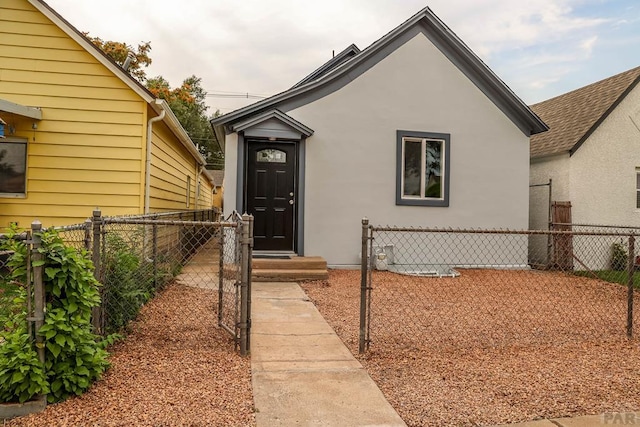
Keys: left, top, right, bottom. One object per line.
{"left": 46, "top": 0, "right": 639, "bottom": 114}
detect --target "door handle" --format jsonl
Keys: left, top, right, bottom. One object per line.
{"left": 289, "top": 199, "right": 294, "bottom": 205}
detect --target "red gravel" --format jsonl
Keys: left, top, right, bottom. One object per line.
{"left": 302, "top": 269, "right": 640, "bottom": 427}
{"left": 7, "top": 284, "right": 255, "bottom": 427}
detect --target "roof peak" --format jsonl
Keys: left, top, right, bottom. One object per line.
{"left": 212, "top": 6, "right": 547, "bottom": 137}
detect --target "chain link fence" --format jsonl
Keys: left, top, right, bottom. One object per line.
{"left": 51, "top": 209, "right": 253, "bottom": 355}
{"left": 359, "top": 220, "right": 640, "bottom": 353}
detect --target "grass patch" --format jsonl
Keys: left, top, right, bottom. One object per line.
{"left": 573, "top": 270, "right": 640, "bottom": 288}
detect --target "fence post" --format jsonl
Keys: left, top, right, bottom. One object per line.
{"left": 91, "top": 209, "right": 103, "bottom": 334}
{"left": 359, "top": 217, "right": 369, "bottom": 354}
{"left": 31, "top": 220, "right": 45, "bottom": 365}
{"left": 627, "top": 235, "right": 635, "bottom": 338}
{"left": 218, "top": 222, "right": 225, "bottom": 327}
{"left": 246, "top": 215, "right": 254, "bottom": 352}
{"left": 546, "top": 178, "right": 553, "bottom": 267}
{"left": 239, "top": 214, "right": 252, "bottom": 356}
{"left": 152, "top": 220, "right": 158, "bottom": 289}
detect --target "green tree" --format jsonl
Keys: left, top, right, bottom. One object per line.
{"left": 87, "top": 36, "right": 223, "bottom": 169}
{"left": 147, "top": 76, "right": 224, "bottom": 169}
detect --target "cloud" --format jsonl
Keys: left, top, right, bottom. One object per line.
{"left": 580, "top": 36, "right": 598, "bottom": 56}
{"left": 45, "top": 0, "right": 634, "bottom": 109}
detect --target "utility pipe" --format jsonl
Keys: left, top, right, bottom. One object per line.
{"left": 144, "top": 100, "right": 165, "bottom": 214}
{"left": 195, "top": 164, "right": 203, "bottom": 210}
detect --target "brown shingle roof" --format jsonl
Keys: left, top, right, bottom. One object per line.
{"left": 207, "top": 170, "right": 224, "bottom": 187}
{"left": 530, "top": 66, "right": 640, "bottom": 158}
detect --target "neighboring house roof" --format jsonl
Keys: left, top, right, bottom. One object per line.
{"left": 206, "top": 170, "right": 225, "bottom": 187}
{"left": 29, "top": 0, "right": 208, "bottom": 169}
{"left": 211, "top": 6, "right": 548, "bottom": 137}
{"left": 530, "top": 66, "right": 640, "bottom": 158}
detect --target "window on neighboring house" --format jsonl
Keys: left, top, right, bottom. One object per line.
{"left": 636, "top": 170, "right": 640, "bottom": 209}
{"left": 396, "top": 130, "right": 450, "bottom": 206}
{"left": 186, "top": 176, "right": 191, "bottom": 208}
{"left": 0, "top": 138, "right": 27, "bottom": 197}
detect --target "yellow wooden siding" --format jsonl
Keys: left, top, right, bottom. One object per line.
{"left": 0, "top": 0, "right": 146, "bottom": 228}
{"left": 198, "top": 177, "right": 214, "bottom": 209}
{"left": 212, "top": 185, "right": 223, "bottom": 209}
{"left": 148, "top": 114, "right": 202, "bottom": 213}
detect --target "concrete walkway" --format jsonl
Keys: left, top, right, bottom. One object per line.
{"left": 250, "top": 282, "right": 406, "bottom": 426}
{"left": 250, "top": 281, "right": 637, "bottom": 426}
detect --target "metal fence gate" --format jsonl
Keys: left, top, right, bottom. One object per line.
{"left": 55, "top": 209, "right": 253, "bottom": 355}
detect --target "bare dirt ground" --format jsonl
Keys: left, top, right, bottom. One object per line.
{"left": 302, "top": 269, "right": 640, "bottom": 427}
{"left": 6, "top": 284, "right": 255, "bottom": 427}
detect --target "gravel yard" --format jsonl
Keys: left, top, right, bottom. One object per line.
{"left": 302, "top": 269, "right": 640, "bottom": 427}
{"left": 6, "top": 284, "right": 255, "bottom": 427}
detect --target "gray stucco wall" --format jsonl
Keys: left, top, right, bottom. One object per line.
{"left": 528, "top": 153, "right": 570, "bottom": 264}
{"left": 569, "top": 84, "right": 640, "bottom": 227}
{"left": 284, "top": 33, "right": 530, "bottom": 267}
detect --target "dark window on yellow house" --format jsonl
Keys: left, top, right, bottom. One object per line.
{"left": 0, "top": 137, "right": 27, "bottom": 197}
{"left": 636, "top": 169, "right": 640, "bottom": 209}
{"left": 186, "top": 176, "right": 191, "bottom": 208}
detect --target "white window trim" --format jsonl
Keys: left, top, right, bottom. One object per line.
{"left": 400, "top": 136, "right": 446, "bottom": 202}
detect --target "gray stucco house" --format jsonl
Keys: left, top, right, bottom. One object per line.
{"left": 211, "top": 7, "right": 548, "bottom": 267}
{"left": 530, "top": 66, "right": 640, "bottom": 231}
{"left": 529, "top": 66, "right": 640, "bottom": 268}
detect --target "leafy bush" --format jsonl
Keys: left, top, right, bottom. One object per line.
{"left": 0, "top": 228, "right": 110, "bottom": 403}
{"left": 101, "top": 230, "right": 185, "bottom": 334}
{"left": 0, "top": 281, "right": 49, "bottom": 403}
{"left": 102, "top": 233, "right": 153, "bottom": 333}
{"left": 611, "top": 241, "right": 628, "bottom": 271}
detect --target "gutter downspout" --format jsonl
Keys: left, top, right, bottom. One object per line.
{"left": 195, "top": 165, "right": 203, "bottom": 211}
{"left": 144, "top": 100, "right": 166, "bottom": 214}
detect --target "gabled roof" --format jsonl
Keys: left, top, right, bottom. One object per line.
{"left": 530, "top": 66, "right": 640, "bottom": 158}
{"left": 291, "top": 44, "right": 361, "bottom": 88}
{"left": 212, "top": 6, "right": 548, "bottom": 137}
{"left": 27, "top": 0, "right": 207, "bottom": 166}
{"left": 231, "top": 109, "right": 314, "bottom": 137}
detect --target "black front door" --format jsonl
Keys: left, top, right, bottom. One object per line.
{"left": 246, "top": 142, "right": 296, "bottom": 251}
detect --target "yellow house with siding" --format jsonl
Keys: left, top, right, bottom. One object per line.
{"left": 0, "top": 0, "right": 215, "bottom": 229}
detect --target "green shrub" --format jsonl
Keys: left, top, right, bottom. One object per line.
{"left": 0, "top": 228, "right": 110, "bottom": 403}
{"left": 0, "top": 283, "right": 49, "bottom": 403}
{"left": 611, "top": 241, "right": 628, "bottom": 271}
{"left": 102, "top": 233, "right": 153, "bottom": 333}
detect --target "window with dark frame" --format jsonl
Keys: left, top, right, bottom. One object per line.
{"left": 396, "top": 130, "right": 450, "bottom": 207}
{"left": 0, "top": 138, "right": 27, "bottom": 197}
{"left": 636, "top": 170, "right": 640, "bottom": 209}
{"left": 186, "top": 176, "right": 191, "bottom": 208}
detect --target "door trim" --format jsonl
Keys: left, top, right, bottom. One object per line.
{"left": 237, "top": 135, "right": 306, "bottom": 255}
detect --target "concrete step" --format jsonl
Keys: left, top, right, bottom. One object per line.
{"left": 252, "top": 268, "right": 329, "bottom": 282}
{"left": 252, "top": 256, "right": 327, "bottom": 271}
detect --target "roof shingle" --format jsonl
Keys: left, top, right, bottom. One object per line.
{"left": 530, "top": 66, "right": 640, "bottom": 158}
